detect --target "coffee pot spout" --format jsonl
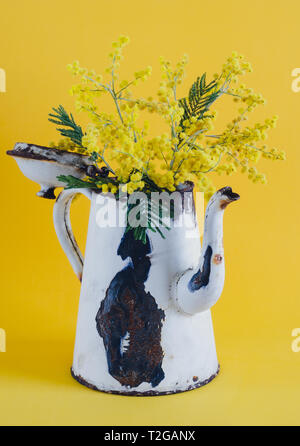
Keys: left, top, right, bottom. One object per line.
{"left": 172, "top": 187, "right": 240, "bottom": 315}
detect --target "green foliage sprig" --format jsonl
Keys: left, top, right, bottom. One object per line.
{"left": 49, "top": 105, "right": 84, "bottom": 147}
{"left": 126, "top": 194, "right": 173, "bottom": 244}
{"left": 47, "top": 37, "right": 286, "bottom": 242}
{"left": 57, "top": 173, "right": 173, "bottom": 244}
{"left": 57, "top": 174, "right": 114, "bottom": 189}
{"left": 179, "top": 73, "right": 223, "bottom": 126}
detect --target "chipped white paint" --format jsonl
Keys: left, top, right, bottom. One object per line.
{"left": 8, "top": 143, "right": 239, "bottom": 395}
{"left": 7, "top": 143, "right": 91, "bottom": 198}
{"left": 52, "top": 187, "right": 239, "bottom": 395}
{"left": 173, "top": 188, "right": 237, "bottom": 315}
{"left": 53, "top": 188, "right": 92, "bottom": 280}
{"left": 120, "top": 332, "right": 130, "bottom": 355}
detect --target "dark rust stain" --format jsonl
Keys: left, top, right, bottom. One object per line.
{"left": 71, "top": 369, "right": 99, "bottom": 391}
{"left": 176, "top": 181, "right": 194, "bottom": 193}
{"left": 7, "top": 148, "right": 57, "bottom": 162}
{"left": 96, "top": 229, "right": 165, "bottom": 389}
{"left": 39, "top": 187, "right": 56, "bottom": 200}
{"left": 7, "top": 143, "right": 87, "bottom": 161}
{"left": 176, "top": 181, "right": 196, "bottom": 219}
{"left": 6, "top": 143, "right": 91, "bottom": 173}
{"left": 213, "top": 254, "right": 223, "bottom": 265}
{"left": 189, "top": 245, "right": 212, "bottom": 292}
{"left": 86, "top": 165, "right": 109, "bottom": 178}
{"left": 219, "top": 187, "right": 240, "bottom": 209}
{"left": 71, "top": 365, "right": 220, "bottom": 396}
{"left": 220, "top": 199, "right": 230, "bottom": 210}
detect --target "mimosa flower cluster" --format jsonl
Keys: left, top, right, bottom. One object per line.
{"left": 50, "top": 36, "right": 285, "bottom": 199}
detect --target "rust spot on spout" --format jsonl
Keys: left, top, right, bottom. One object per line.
{"left": 213, "top": 254, "right": 223, "bottom": 265}
{"left": 220, "top": 199, "right": 230, "bottom": 210}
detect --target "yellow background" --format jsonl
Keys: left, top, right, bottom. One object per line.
{"left": 1, "top": 0, "right": 300, "bottom": 426}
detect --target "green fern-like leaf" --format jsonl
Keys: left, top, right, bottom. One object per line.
{"left": 49, "top": 105, "right": 84, "bottom": 147}
{"left": 57, "top": 174, "right": 114, "bottom": 189}
{"left": 126, "top": 194, "right": 172, "bottom": 244}
{"left": 179, "top": 73, "right": 222, "bottom": 126}
{"left": 57, "top": 175, "right": 97, "bottom": 189}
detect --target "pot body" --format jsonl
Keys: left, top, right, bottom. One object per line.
{"left": 55, "top": 190, "right": 219, "bottom": 395}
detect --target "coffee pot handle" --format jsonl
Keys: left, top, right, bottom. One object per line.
{"left": 53, "top": 188, "right": 92, "bottom": 281}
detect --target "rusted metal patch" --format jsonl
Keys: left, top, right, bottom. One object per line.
{"left": 188, "top": 245, "right": 212, "bottom": 292}
{"left": 219, "top": 187, "right": 240, "bottom": 209}
{"left": 71, "top": 368, "right": 99, "bottom": 391}
{"left": 40, "top": 187, "right": 56, "bottom": 200}
{"left": 176, "top": 181, "right": 194, "bottom": 194}
{"left": 71, "top": 365, "right": 220, "bottom": 396}
{"left": 96, "top": 229, "right": 165, "bottom": 389}
{"left": 220, "top": 199, "right": 230, "bottom": 210}
{"left": 7, "top": 142, "right": 91, "bottom": 170}
{"left": 213, "top": 254, "right": 223, "bottom": 265}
